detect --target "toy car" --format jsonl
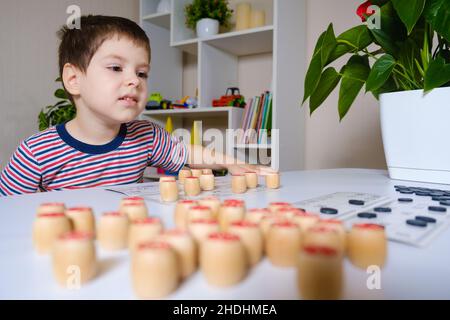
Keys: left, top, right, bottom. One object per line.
{"left": 212, "top": 87, "right": 246, "bottom": 108}
{"left": 160, "top": 99, "right": 172, "bottom": 109}
{"left": 172, "top": 96, "right": 197, "bottom": 109}
{"left": 145, "top": 92, "right": 163, "bottom": 110}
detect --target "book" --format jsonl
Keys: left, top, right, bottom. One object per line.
{"left": 242, "top": 97, "right": 255, "bottom": 143}
{"left": 266, "top": 97, "right": 273, "bottom": 136}
{"left": 258, "top": 93, "right": 268, "bottom": 143}
{"left": 240, "top": 91, "right": 273, "bottom": 144}
{"left": 249, "top": 96, "right": 261, "bottom": 143}
{"left": 256, "top": 93, "right": 265, "bottom": 137}
{"left": 240, "top": 98, "right": 253, "bottom": 143}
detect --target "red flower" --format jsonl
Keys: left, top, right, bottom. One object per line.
{"left": 356, "top": 1, "right": 373, "bottom": 22}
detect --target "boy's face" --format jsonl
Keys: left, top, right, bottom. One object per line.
{"left": 76, "top": 36, "right": 150, "bottom": 124}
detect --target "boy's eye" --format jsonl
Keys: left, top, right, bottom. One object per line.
{"left": 108, "top": 66, "right": 122, "bottom": 72}
{"left": 137, "top": 71, "right": 148, "bottom": 79}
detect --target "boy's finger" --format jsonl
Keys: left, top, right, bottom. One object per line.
{"left": 257, "top": 166, "right": 277, "bottom": 176}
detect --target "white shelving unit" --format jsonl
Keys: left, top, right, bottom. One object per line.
{"left": 142, "top": 107, "right": 244, "bottom": 165}
{"left": 139, "top": 0, "right": 306, "bottom": 172}
{"left": 142, "top": 12, "right": 171, "bottom": 29}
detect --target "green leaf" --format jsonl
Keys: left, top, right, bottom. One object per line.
{"left": 371, "top": 76, "right": 398, "bottom": 100}
{"left": 54, "top": 89, "right": 68, "bottom": 99}
{"left": 38, "top": 110, "right": 49, "bottom": 131}
{"left": 321, "top": 24, "right": 337, "bottom": 67}
{"left": 185, "top": 0, "right": 233, "bottom": 30}
{"left": 370, "top": 0, "right": 390, "bottom": 6}
{"left": 304, "top": 25, "right": 338, "bottom": 104}
{"left": 53, "top": 100, "right": 68, "bottom": 108}
{"left": 326, "top": 26, "right": 373, "bottom": 65}
{"left": 397, "top": 38, "right": 422, "bottom": 86}
{"left": 424, "top": 57, "right": 450, "bottom": 91}
{"left": 302, "top": 53, "right": 323, "bottom": 104}
{"left": 337, "top": 25, "right": 372, "bottom": 51}
{"left": 366, "top": 54, "right": 396, "bottom": 92}
{"left": 338, "top": 55, "right": 370, "bottom": 120}
{"left": 327, "top": 44, "right": 351, "bottom": 64}
{"left": 424, "top": 0, "right": 450, "bottom": 42}
{"left": 424, "top": 0, "right": 444, "bottom": 20}
{"left": 309, "top": 67, "right": 341, "bottom": 115}
{"left": 370, "top": 2, "right": 407, "bottom": 55}
{"left": 392, "top": 0, "right": 426, "bottom": 34}
{"left": 325, "top": 26, "right": 372, "bottom": 66}
{"left": 415, "top": 58, "right": 425, "bottom": 77}
{"left": 420, "top": 31, "right": 431, "bottom": 72}
{"left": 313, "top": 30, "right": 326, "bottom": 55}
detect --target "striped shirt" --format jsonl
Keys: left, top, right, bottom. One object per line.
{"left": 0, "top": 120, "right": 188, "bottom": 196}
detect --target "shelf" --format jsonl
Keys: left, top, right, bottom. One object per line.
{"left": 170, "top": 38, "right": 198, "bottom": 55}
{"left": 172, "top": 25, "right": 274, "bottom": 56}
{"left": 204, "top": 25, "right": 274, "bottom": 56}
{"left": 141, "top": 107, "right": 243, "bottom": 119}
{"left": 142, "top": 12, "right": 171, "bottom": 29}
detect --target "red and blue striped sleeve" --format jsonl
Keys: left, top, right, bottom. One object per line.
{"left": 147, "top": 123, "right": 188, "bottom": 173}
{"left": 0, "top": 140, "right": 42, "bottom": 196}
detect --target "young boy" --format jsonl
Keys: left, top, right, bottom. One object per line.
{"left": 0, "top": 15, "right": 272, "bottom": 196}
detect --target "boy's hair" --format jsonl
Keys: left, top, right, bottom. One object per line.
{"left": 57, "top": 15, "right": 151, "bottom": 102}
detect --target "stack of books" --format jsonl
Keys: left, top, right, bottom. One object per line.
{"left": 239, "top": 91, "right": 272, "bottom": 144}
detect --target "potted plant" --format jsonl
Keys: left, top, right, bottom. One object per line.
{"left": 38, "top": 77, "right": 75, "bottom": 131}
{"left": 185, "top": 0, "right": 233, "bottom": 38}
{"left": 302, "top": 0, "right": 450, "bottom": 184}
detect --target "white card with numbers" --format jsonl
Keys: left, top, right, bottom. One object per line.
{"left": 293, "top": 191, "right": 450, "bottom": 247}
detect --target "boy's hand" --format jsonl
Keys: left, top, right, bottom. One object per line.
{"left": 225, "top": 164, "right": 277, "bottom": 176}
{"left": 186, "top": 144, "right": 277, "bottom": 176}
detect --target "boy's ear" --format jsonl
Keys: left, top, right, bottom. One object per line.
{"left": 62, "top": 63, "right": 82, "bottom": 96}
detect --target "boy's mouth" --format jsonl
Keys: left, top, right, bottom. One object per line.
{"left": 119, "top": 94, "right": 138, "bottom": 103}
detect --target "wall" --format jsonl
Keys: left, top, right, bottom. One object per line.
{"left": 0, "top": 0, "right": 139, "bottom": 168}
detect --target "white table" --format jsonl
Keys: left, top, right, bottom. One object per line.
{"left": 1, "top": 168, "right": 449, "bottom": 299}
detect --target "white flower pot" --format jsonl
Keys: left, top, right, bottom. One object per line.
{"left": 380, "top": 87, "right": 450, "bottom": 184}
{"left": 196, "top": 18, "right": 219, "bottom": 38}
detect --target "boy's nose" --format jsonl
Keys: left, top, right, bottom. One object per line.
{"left": 126, "top": 75, "right": 140, "bottom": 87}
